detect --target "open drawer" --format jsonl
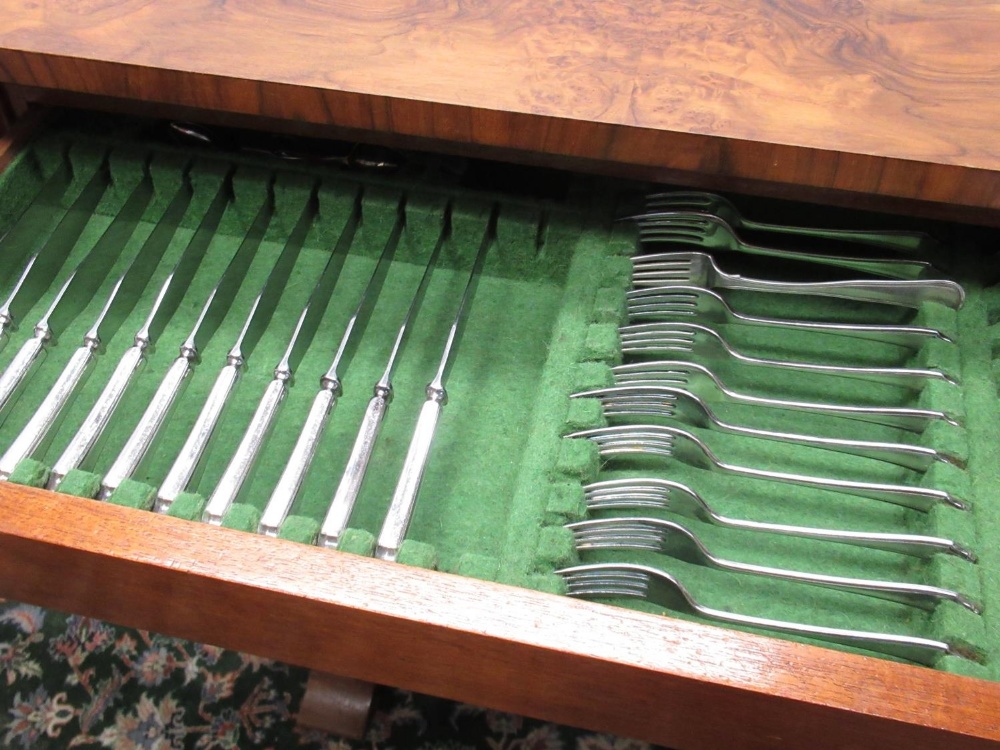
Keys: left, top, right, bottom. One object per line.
{"left": 1, "top": 109, "right": 999, "bottom": 750}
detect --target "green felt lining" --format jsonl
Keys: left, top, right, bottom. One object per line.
{"left": 0, "top": 115, "right": 995, "bottom": 678}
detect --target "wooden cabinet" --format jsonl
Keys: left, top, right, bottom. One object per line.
{"left": 1, "top": 3, "right": 999, "bottom": 748}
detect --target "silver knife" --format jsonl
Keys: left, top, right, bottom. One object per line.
{"left": 48, "top": 168, "right": 235, "bottom": 489}
{"left": 317, "top": 206, "right": 450, "bottom": 548}
{"left": 0, "top": 161, "right": 112, "bottom": 414}
{"left": 375, "top": 205, "right": 497, "bottom": 561}
{"left": 258, "top": 197, "right": 403, "bottom": 536}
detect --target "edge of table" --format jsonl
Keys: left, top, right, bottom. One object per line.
{"left": 1, "top": 486, "right": 999, "bottom": 749}
{"left": 0, "top": 43, "right": 999, "bottom": 221}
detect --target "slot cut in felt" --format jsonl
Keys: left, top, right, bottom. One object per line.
{"left": 0, "top": 114, "right": 995, "bottom": 679}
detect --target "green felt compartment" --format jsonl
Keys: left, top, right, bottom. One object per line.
{"left": 0, "top": 115, "right": 996, "bottom": 679}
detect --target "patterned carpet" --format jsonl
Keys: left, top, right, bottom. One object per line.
{"left": 0, "top": 600, "right": 659, "bottom": 750}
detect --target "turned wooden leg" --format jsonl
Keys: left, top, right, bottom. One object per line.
{"left": 296, "top": 670, "right": 376, "bottom": 739}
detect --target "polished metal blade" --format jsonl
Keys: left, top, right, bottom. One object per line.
{"left": 134, "top": 169, "right": 233, "bottom": 348}
{"left": 181, "top": 185, "right": 275, "bottom": 358}
{"left": 323, "top": 198, "right": 405, "bottom": 389}
{"left": 0, "top": 155, "right": 74, "bottom": 292}
{"left": 38, "top": 168, "right": 156, "bottom": 342}
{"left": 81, "top": 174, "right": 196, "bottom": 348}
{"left": 275, "top": 192, "right": 361, "bottom": 379}
{"left": 427, "top": 205, "right": 498, "bottom": 394}
{"left": 0, "top": 161, "right": 111, "bottom": 336}
{"left": 227, "top": 186, "right": 319, "bottom": 365}
{"left": 375, "top": 207, "right": 452, "bottom": 390}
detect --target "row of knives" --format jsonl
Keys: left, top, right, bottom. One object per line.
{"left": 0, "top": 150, "right": 495, "bottom": 562}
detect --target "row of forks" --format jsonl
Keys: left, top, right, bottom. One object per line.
{"left": 559, "top": 190, "right": 979, "bottom": 666}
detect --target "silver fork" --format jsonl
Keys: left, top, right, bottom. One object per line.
{"left": 638, "top": 192, "right": 935, "bottom": 255}
{"left": 573, "top": 384, "right": 959, "bottom": 472}
{"left": 627, "top": 285, "right": 951, "bottom": 350}
{"left": 583, "top": 478, "right": 976, "bottom": 561}
{"left": 567, "top": 424, "right": 967, "bottom": 512}
{"left": 557, "top": 563, "right": 978, "bottom": 666}
{"left": 630, "top": 251, "right": 964, "bottom": 310}
{"left": 634, "top": 212, "right": 931, "bottom": 280}
{"left": 619, "top": 321, "right": 956, "bottom": 390}
{"left": 567, "top": 517, "right": 979, "bottom": 612}
{"left": 613, "top": 361, "right": 960, "bottom": 433}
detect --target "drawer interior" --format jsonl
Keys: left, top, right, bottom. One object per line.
{"left": 1, "top": 112, "right": 998, "bottom": 681}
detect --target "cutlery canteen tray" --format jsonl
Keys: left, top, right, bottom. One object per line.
{"left": 0, "top": 108, "right": 998, "bottom": 749}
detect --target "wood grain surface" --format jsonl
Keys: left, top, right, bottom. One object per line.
{"left": 1, "top": 486, "right": 999, "bottom": 750}
{"left": 0, "top": 2, "right": 998, "bottom": 213}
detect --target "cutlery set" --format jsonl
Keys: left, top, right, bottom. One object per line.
{"left": 560, "top": 190, "right": 980, "bottom": 666}
{"left": 0, "top": 154, "right": 495, "bottom": 561}
{"left": 0, "top": 146, "right": 985, "bottom": 667}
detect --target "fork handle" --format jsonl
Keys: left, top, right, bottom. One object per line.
{"left": 729, "top": 350, "right": 955, "bottom": 391}
{"left": 641, "top": 237, "right": 931, "bottom": 280}
{"left": 718, "top": 274, "right": 964, "bottom": 310}
{"left": 697, "top": 597, "right": 957, "bottom": 666}
{"left": 720, "top": 460, "right": 964, "bottom": 513}
{"left": 716, "top": 420, "right": 946, "bottom": 472}
{"left": 720, "top": 515, "right": 976, "bottom": 562}
{"left": 740, "top": 219, "right": 932, "bottom": 255}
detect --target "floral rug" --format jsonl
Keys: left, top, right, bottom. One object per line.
{"left": 0, "top": 600, "right": 660, "bottom": 750}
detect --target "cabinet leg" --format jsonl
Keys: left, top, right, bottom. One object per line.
{"left": 297, "top": 670, "right": 376, "bottom": 739}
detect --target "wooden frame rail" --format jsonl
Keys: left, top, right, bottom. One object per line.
{"left": 1, "top": 487, "right": 998, "bottom": 750}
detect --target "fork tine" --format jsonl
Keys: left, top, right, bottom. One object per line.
{"left": 560, "top": 568, "right": 652, "bottom": 597}
{"left": 585, "top": 481, "right": 674, "bottom": 508}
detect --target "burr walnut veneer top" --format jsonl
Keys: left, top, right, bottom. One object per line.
{"left": 0, "top": 1, "right": 998, "bottom": 212}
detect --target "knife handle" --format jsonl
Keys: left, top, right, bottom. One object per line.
{"left": 259, "top": 384, "right": 337, "bottom": 537}
{"left": 318, "top": 387, "right": 391, "bottom": 548}
{"left": 203, "top": 376, "right": 287, "bottom": 525}
{"left": 49, "top": 344, "right": 146, "bottom": 490}
{"left": 375, "top": 393, "right": 443, "bottom": 562}
{"left": 156, "top": 361, "right": 241, "bottom": 512}
{"left": 100, "top": 354, "right": 193, "bottom": 500}
{"left": 0, "top": 334, "right": 47, "bottom": 415}
{"left": 0, "top": 343, "right": 97, "bottom": 481}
